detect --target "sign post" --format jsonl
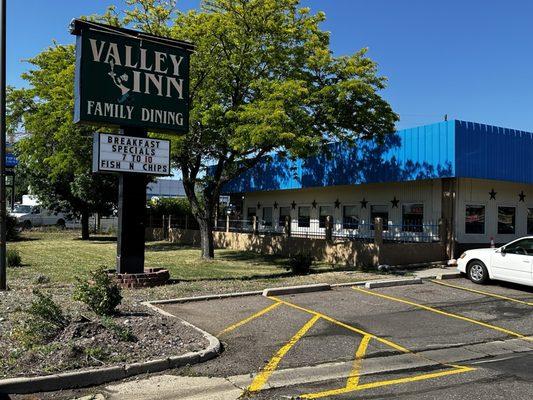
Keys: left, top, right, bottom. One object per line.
{"left": 71, "top": 20, "right": 193, "bottom": 277}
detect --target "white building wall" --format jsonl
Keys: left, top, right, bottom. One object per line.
{"left": 456, "top": 178, "right": 533, "bottom": 244}
{"left": 242, "top": 179, "right": 442, "bottom": 233}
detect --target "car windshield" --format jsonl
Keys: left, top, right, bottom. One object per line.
{"left": 13, "top": 205, "right": 32, "bottom": 214}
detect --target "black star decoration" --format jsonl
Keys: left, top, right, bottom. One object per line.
{"left": 334, "top": 199, "right": 341, "bottom": 209}
{"left": 360, "top": 198, "right": 368, "bottom": 209}
{"left": 312, "top": 200, "right": 317, "bottom": 209}
{"left": 391, "top": 196, "right": 399, "bottom": 208}
{"left": 256, "top": 202, "right": 261, "bottom": 210}
{"left": 489, "top": 189, "right": 497, "bottom": 200}
{"left": 291, "top": 201, "right": 297, "bottom": 210}
{"left": 273, "top": 201, "right": 279, "bottom": 209}
{"left": 519, "top": 191, "right": 526, "bottom": 202}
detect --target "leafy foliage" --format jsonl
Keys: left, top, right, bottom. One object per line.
{"left": 148, "top": 197, "right": 194, "bottom": 218}
{"left": 285, "top": 251, "right": 313, "bottom": 275}
{"left": 7, "top": 46, "right": 117, "bottom": 240}
{"left": 73, "top": 267, "right": 123, "bottom": 316}
{"left": 98, "top": 0, "right": 398, "bottom": 258}
{"left": 12, "top": 290, "right": 68, "bottom": 349}
{"left": 6, "top": 249, "right": 22, "bottom": 268}
{"left": 6, "top": 215, "right": 19, "bottom": 242}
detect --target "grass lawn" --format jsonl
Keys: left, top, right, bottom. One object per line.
{"left": 5, "top": 230, "right": 386, "bottom": 301}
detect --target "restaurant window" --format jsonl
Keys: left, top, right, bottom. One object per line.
{"left": 528, "top": 208, "right": 533, "bottom": 235}
{"left": 371, "top": 205, "right": 388, "bottom": 230}
{"left": 279, "top": 206, "right": 291, "bottom": 227}
{"left": 402, "top": 203, "right": 424, "bottom": 232}
{"left": 319, "top": 206, "right": 334, "bottom": 228}
{"left": 247, "top": 207, "right": 256, "bottom": 222}
{"left": 465, "top": 205, "right": 485, "bottom": 234}
{"left": 497, "top": 206, "right": 515, "bottom": 234}
{"left": 298, "top": 206, "right": 310, "bottom": 228}
{"left": 262, "top": 207, "right": 273, "bottom": 227}
{"left": 343, "top": 206, "right": 359, "bottom": 229}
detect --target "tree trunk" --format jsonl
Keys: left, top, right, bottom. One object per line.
{"left": 81, "top": 211, "right": 90, "bottom": 240}
{"left": 198, "top": 217, "right": 214, "bottom": 259}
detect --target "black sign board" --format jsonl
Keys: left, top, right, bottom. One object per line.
{"left": 71, "top": 19, "right": 193, "bottom": 133}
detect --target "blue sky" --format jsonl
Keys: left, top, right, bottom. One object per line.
{"left": 8, "top": 0, "right": 533, "bottom": 131}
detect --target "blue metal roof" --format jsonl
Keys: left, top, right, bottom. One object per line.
{"left": 222, "top": 120, "right": 533, "bottom": 193}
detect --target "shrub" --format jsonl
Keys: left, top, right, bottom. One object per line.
{"left": 6, "top": 215, "right": 19, "bottom": 241}
{"left": 285, "top": 252, "right": 313, "bottom": 275}
{"left": 12, "top": 290, "right": 68, "bottom": 348}
{"left": 7, "top": 248, "right": 22, "bottom": 268}
{"left": 73, "top": 267, "right": 122, "bottom": 316}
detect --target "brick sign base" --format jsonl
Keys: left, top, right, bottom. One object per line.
{"left": 110, "top": 268, "right": 170, "bottom": 288}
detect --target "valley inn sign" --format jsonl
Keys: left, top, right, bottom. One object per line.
{"left": 70, "top": 19, "right": 194, "bottom": 276}
{"left": 71, "top": 19, "right": 193, "bottom": 133}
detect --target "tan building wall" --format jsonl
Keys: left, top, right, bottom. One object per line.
{"left": 242, "top": 179, "right": 442, "bottom": 232}
{"left": 456, "top": 178, "right": 533, "bottom": 244}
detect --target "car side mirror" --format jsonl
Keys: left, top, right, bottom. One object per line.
{"left": 500, "top": 247, "right": 506, "bottom": 254}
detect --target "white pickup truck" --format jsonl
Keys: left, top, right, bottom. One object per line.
{"left": 10, "top": 203, "right": 68, "bottom": 229}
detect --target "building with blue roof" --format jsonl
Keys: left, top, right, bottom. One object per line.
{"left": 222, "top": 120, "right": 533, "bottom": 256}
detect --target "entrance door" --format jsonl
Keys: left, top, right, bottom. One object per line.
{"left": 492, "top": 238, "right": 533, "bottom": 284}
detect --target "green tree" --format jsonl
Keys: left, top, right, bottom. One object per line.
{"left": 115, "top": 0, "right": 397, "bottom": 258}
{"left": 7, "top": 45, "right": 117, "bottom": 239}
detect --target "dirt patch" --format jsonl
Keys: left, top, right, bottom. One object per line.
{"left": 0, "top": 302, "right": 208, "bottom": 379}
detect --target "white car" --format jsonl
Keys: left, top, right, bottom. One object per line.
{"left": 457, "top": 237, "right": 533, "bottom": 287}
{"left": 10, "top": 204, "right": 67, "bottom": 229}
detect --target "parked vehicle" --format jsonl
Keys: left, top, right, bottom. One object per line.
{"left": 10, "top": 203, "right": 68, "bottom": 229}
{"left": 457, "top": 237, "right": 533, "bottom": 287}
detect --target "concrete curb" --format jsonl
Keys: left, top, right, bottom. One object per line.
{"left": 262, "top": 283, "right": 331, "bottom": 297}
{"left": 435, "top": 272, "right": 462, "bottom": 280}
{"left": 0, "top": 304, "right": 221, "bottom": 395}
{"left": 148, "top": 290, "right": 263, "bottom": 305}
{"left": 364, "top": 278, "right": 422, "bottom": 289}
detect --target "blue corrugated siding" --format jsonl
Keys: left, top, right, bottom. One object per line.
{"left": 455, "top": 120, "right": 533, "bottom": 184}
{"left": 222, "top": 121, "right": 456, "bottom": 193}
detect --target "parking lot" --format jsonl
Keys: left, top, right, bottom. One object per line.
{"left": 143, "top": 277, "right": 533, "bottom": 400}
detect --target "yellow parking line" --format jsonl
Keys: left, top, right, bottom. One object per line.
{"left": 217, "top": 301, "right": 282, "bottom": 336}
{"left": 431, "top": 279, "right": 533, "bottom": 306}
{"left": 354, "top": 287, "right": 532, "bottom": 341}
{"left": 269, "top": 296, "right": 410, "bottom": 354}
{"left": 346, "top": 335, "right": 372, "bottom": 389}
{"left": 300, "top": 366, "right": 474, "bottom": 399}
{"left": 248, "top": 314, "right": 321, "bottom": 392}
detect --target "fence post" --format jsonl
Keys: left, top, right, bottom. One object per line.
{"left": 168, "top": 215, "right": 172, "bottom": 241}
{"left": 374, "top": 217, "right": 383, "bottom": 267}
{"left": 252, "top": 215, "right": 258, "bottom": 235}
{"left": 226, "top": 213, "right": 230, "bottom": 233}
{"left": 284, "top": 215, "right": 291, "bottom": 237}
{"left": 162, "top": 215, "right": 166, "bottom": 240}
{"left": 325, "top": 215, "right": 333, "bottom": 243}
{"left": 438, "top": 218, "right": 446, "bottom": 242}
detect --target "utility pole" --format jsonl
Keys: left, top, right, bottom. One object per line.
{"left": 0, "top": 0, "right": 6, "bottom": 291}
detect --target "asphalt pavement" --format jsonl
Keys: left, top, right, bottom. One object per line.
{"left": 12, "top": 276, "right": 533, "bottom": 399}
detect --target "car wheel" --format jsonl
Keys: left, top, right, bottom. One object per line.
{"left": 468, "top": 260, "right": 489, "bottom": 284}
{"left": 56, "top": 219, "right": 66, "bottom": 229}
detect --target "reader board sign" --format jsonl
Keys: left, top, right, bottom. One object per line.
{"left": 93, "top": 133, "right": 171, "bottom": 176}
{"left": 71, "top": 20, "right": 193, "bottom": 133}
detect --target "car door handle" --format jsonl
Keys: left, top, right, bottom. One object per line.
{"left": 523, "top": 260, "right": 530, "bottom": 263}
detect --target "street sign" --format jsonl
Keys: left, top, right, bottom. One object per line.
{"left": 70, "top": 19, "right": 193, "bottom": 134}
{"left": 93, "top": 133, "right": 170, "bottom": 176}
{"left": 5, "top": 152, "right": 16, "bottom": 168}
